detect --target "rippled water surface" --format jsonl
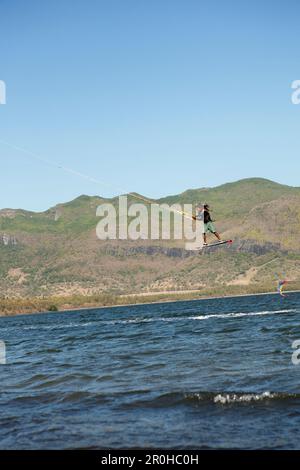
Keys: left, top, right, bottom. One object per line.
{"left": 1, "top": 292, "right": 300, "bottom": 449}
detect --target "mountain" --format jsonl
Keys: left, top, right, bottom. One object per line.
{"left": 0, "top": 178, "right": 299, "bottom": 303}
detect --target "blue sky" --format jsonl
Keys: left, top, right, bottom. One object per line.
{"left": 0, "top": 0, "right": 299, "bottom": 211}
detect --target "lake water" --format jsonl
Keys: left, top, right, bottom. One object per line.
{"left": 0, "top": 292, "right": 300, "bottom": 449}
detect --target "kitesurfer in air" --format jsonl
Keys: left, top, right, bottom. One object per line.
{"left": 277, "top": 279, "right": 289, "bottom": 297}
{"left": 195, "top": 204, "right": 223, "bottom": 246}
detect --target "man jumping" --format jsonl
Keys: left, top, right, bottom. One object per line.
{"left": 195, "top": 204, "right": 223, "bottom": 246}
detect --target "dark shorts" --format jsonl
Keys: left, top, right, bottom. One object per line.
{"left": 203, "top": 222, "right": 216, "bottom": 234}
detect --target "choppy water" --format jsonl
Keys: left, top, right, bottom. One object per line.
{"left": 1, "top": 292, "right": 300, "bottom": 449}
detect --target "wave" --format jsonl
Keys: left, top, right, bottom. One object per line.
{"left": 122, "top": 390, "right": 300, "bottom": 409}
{"left": 213, "top": 391, "right": 283, "bottom": 404}
{"left": 189, "top": 309, "right": 295, "bottom": 321}
{"left": 190, "top": 390, "right": 300, "bottom": 405}
{"left": 3, "top": 388, "right": 299, "bottom": 409}
{"left": 18, "top": 308, "right": 297, "bottom": 331}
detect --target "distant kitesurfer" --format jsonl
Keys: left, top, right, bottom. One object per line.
{"left": 195, "top": 204, "right": 223, "bottom": 246}
{"left": 277, "top": 279, "right": 289, "bottom": 297}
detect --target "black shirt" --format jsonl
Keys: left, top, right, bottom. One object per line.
{"left": 204, "top": 210, "right": 212, "bottom": 224}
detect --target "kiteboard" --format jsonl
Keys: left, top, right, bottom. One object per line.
{"left": 196, "top": 239, "right": 233, "bottom": 250}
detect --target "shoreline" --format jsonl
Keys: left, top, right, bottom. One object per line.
{"left": 1, "top": 288, "right": 299, "bottom": 318}
{"left": 60, "top": 289, "right": 300, "bottom": 312}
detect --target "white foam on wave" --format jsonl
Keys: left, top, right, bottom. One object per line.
{"left": 214, "top": 391, "right": 276, "bottom": 404}
{"left": 189, "top": 309, "right": 294, "bottom": 321}
{"left": 22, "top": 321, "right": 93, "bottom": 331}
{"left": 19, "top": 308, "right": 296, "bottom": 331}
{"left": 110, "top": 308, "right": 295, "bottom": 325}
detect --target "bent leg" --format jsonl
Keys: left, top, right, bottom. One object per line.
{"left": 213, "top": 231, "right": 221, "bottom": 241}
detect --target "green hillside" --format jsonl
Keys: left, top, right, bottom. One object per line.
{"left": 0, "top": 178, "right": 299, "bottom": 312}
{"left": 160, "top": 177, "right": 300, "bottom": 220}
